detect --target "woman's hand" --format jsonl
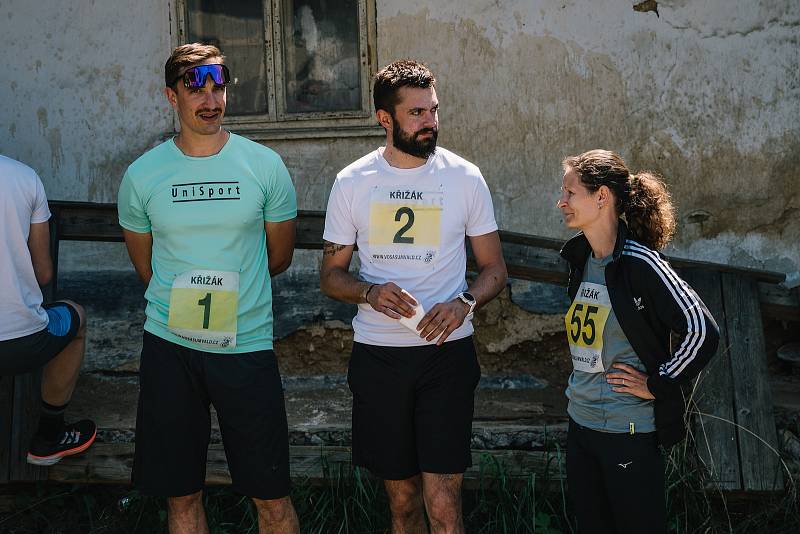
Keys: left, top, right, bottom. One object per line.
{"left": 606, "top": 363, "right": 655, "bottom": 400}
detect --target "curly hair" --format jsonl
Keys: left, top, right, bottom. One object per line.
{"left": 373, "top": 60, "right": 436, "bottom": 116}
{"left": 562, "top": 149, "right": 676, "bottom": 250}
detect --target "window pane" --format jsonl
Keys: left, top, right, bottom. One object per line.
{"left": 187, "top": 0, "right": 267, "bottom": 115}
{"left": 282, "top": 0, "right": 361, "bottom": 113}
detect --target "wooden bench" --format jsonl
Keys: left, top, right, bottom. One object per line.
{"left": 1, "top": 200, "right": 794, "bottom": 491}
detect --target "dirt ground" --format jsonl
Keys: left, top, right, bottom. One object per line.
{"left": 59, "top": 270, "right": 800, "bottom": 463}
{"left": 273, "top": 287, "right": 573, "bottom": 384}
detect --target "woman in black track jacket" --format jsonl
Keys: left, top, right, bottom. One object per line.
{"left": 556, "top": 149, "right": 719, "bottom": 534}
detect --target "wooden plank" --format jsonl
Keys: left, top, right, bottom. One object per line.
{"left": 495, "top": 228, "right": 786, "bottom": 285}
{"left": 9, "top": 372, "right": 47, "bottom": 481}
{"left": 0, "top": 376, "right": 13, "bottom": 483}
{"left": 498, "top": 230, "right": 564, "bottom": 251}
{"left": 295, "top": 210, "right": 326, "bottom": 249}
{"left": 42, "top": 215, "right": 59, "bottom": 302}
{"left": 49, "top": 443, "right": 565, "bottom": 486}
{"left": 722, "top": 273, "right": 784, "bottom": 491}
{"left": 47, "top": 442, "right": 134, "bottom": 484}
{"left": 758, "top": 281, "right": 800, "bottom": 322}
{"left": 45, "top": 201, "right": 788, "bottom": 285}
{"left": 465, "top": 233, "right": 568, "bottom": 285}
{"left": 499, "top": 241, "right": 568, "bottom": 285}
{"left": 44, "top": 203, "right": 330, "bottom": 248}
{"left": 38, "top": 203, "right": 800, "bottom": 321}
{"left": 670, "top": 256, "right": 784, "bottom": 285}
{"left": 772, "top": 378, "right": 800, "bottom": 412}
{"left": 46, "top": 199, "right": 799, "bottom": 317}
{"left": 43, "top": 200, "right": 796, "bottom": 302}
{"left": 49, "top": 202, "right": 122, "bottom": 242}
{"left": 681, "top": 269, "right": 741, "bottom": 490}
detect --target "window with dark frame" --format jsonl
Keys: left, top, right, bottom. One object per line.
{"left": 180, "top": 0, "right": 377, "bottom": 134}
{"left": 186, "top": 0, "right": 268, "bottom": 116}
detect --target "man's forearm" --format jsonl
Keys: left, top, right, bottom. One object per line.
{"left": 268, "top": 253, "right": 293, "bottom": 276}
{"left": 122, "top": 230, "right": 154, "bottom": 287}
{"left": 134, "top": 265, "right": 153, "bottom": 286}
{"left": 320, "top": 267, "right": 372, "bottom": 304}
{"left": 34, "top": 257, "right": 53, "bottom": 287}
{"left": 128, "top": 254, "right": 152, "bottom": 286}
{"left": 265, "top": 219, "right": 296, "bottom": 277}
{"left": 466, "top": 261, "right": 507, "bottom": 310}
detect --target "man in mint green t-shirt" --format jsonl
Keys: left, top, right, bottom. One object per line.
{"left": 118, "top": 43, "right": 299, "bottom": 534}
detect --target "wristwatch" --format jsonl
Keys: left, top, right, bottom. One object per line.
{"left": 456, "top": 292, "right": 477, "bottom": 316}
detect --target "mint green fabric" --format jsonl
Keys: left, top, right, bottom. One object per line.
{"left": 118, "top": 134, "right": 296, "bottom": 353}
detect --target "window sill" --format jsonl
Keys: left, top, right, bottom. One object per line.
{"left": 225, "top": 120, "right": 385, "bottom": 141}
{"left": 160, "top": 122, "right": 385, "bottom": 144}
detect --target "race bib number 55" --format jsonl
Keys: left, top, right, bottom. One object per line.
{"left": 565, "top": 282, "right": 612, "bottom": 373}
{"left": 167, "top": 269, "right": 239, "bottom": 349}
{"left": 368, "top": 186, "right": 443, "bottom": 267}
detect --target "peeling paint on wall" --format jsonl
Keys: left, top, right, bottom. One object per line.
{"left": 1, "top": 0, "right": 797, "bottom": 274}
{"left": 633, "top": 1, "right": 659, "bottom": 17}
{"left": 374, "top": 1, "right": 800, "bottom": 272}
{"left": 0, "top": 0, "right": 173, "bottom": 205}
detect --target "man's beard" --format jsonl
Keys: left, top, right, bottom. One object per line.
{"left": 392, "top": 120, "right": 438, "bottom": 159}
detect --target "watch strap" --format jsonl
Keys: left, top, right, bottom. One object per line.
{"left": 457, "top": 292, "right": 476, "bottom": 315}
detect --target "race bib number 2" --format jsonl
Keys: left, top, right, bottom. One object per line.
{"left": 368, "top": 186, "right": 443, "bottom": 267}
{"left": 565, "top": 282, "right": 612, "bottom": 373}
{"left": 167, "top": 269, "right": 239, "bottom": 349}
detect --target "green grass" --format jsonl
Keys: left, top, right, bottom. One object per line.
{"left": 0, "top": 443, "right": 796, "bottom": 533}
{"left": 662, "top": 421, "right": 799, "bottom": 534}
{"left": 465, "top": 448, "right": 571, "bottom": 533}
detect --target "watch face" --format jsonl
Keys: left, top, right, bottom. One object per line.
{"left": 462, "top": 292, "right": 476, "bottom": 304}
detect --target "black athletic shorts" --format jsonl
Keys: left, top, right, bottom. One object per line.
{"left": 567, "top": 417, "right": 666, "bottom": 534}
{"left": 0, "top": 302, "right": 81, "bottom": 376}
{"left": 132, "top": 331, "right": 290, "bottom": 500}
{"left": 348, "top": 336, "right": 481, "bottom": 480}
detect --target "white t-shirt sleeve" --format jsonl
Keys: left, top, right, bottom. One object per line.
{"left": 30, "top": 173, "right": 51, "bottom": 224}
{"left": 322, "top": 177, "right": 357, "bottom": 245}
{"left": 465, "top": 171, "right": 499, "bottom": 237}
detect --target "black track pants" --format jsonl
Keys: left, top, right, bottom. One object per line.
{"left": 567, "top": 418, "right": 666, "bottom": 534}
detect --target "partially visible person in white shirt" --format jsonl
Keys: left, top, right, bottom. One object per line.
{"left": 0, "top": 154, "right": 96, "bottom": 466}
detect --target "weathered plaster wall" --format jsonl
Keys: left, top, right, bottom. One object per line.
{"left": 0, "top": 0, "right": 379, "bottom": 269}
{"left": 0, "top": 0, "right": 176, "bottom": 270}
{"left": 375, "top": 0, "right": 800, "bottom": 272}
{"left": 1, "top": 0, "right": 797, "bottom": 273}
{"left": 0, "top": 0, "right": 173, "bottom": 203}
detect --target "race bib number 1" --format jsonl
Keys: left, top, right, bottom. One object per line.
{"left": 368, "top": 186, "right": 443, "bottom": 267}
{"left": 167, "top": 269, "right": 239, "bottom": 349}
{"left": 565, "top": 282, "right": 612, "bottom": 373}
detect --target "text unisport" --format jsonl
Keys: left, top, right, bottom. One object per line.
{"left": 172, "top": 185, "right": 241, "bottom": 198}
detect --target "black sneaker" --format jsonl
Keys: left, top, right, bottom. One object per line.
{"left": 27, "top": 419, "right": 97, "bottom": 466}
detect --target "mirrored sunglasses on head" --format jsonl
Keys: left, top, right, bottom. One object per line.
{"left": 177, "top": 64, "right": 230, "bottom": 88}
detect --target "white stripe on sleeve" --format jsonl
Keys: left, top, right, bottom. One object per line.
{"left": 623, "top": 241, "right": 707, "bottom": 378}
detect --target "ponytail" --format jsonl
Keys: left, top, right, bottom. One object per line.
{"left": 625, "top": 171, "right": 675, "bottom": 250}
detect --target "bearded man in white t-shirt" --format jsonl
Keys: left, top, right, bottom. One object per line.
{"left": 320, "top": 60, "right": 507, "bottom": 534}
{"left": 0, "top": 155, "right": 96, "bottom": 466}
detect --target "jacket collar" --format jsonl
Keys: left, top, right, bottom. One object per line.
{"left": 559, "top": 219, "right": 630, "bottom": 268}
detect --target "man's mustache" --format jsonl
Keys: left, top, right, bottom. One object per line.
{"left": 415, "top": 128, "right": 438, "bottom": 137}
